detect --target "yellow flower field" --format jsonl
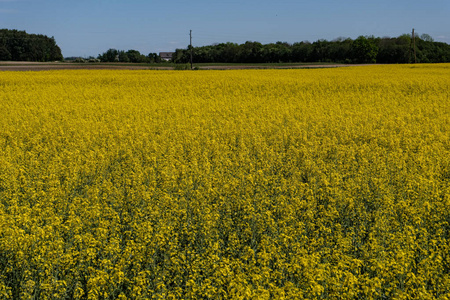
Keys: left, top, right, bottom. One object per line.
{"left": 0, "top": 65, "right": 450, "bottom": 299}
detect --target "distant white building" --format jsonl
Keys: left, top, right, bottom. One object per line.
{"left": 159, "top": 52, "right": 174, "bottom": 61}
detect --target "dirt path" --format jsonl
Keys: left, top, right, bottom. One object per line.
{"left": 0, "top": 62, "right": 170, "bottom": 71}
{"left": 0, "top": 61, "right": 364, "bottom": 71}
{"left": 197, "top": 64, "right": 353, "bottom": 70}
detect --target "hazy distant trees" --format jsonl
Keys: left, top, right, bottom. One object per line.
{"left": 95, "top": 33, "right": 449, "bottom": 64}
{"left": 420, "top": 34, "right": 434, "bottom": 42}
{"left": 97, "top": 49, "right": 161, "bottom": 63}
{"left": 0, "top": 29, "right": 63, "bottom": 61}
{"left": 172, "top": 34, "right": 450, "bottom": 64}
{"left": 98, "top": 48, "right": 119, "bottom": 62}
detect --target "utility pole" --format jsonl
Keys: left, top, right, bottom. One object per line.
{"left": 190, "top": 30, "right": 193, "bottom": 70}
{"left": 413, "top": 28, "right": 417, "bottom": 63}
{"left": 411, "top": 28, "right": 417, "bottom": 64}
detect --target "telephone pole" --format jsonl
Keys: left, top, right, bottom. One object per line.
{"left": 411, "top": 28, "right": 417, "bottom": 64}
{"left": 413, "top": 28, "right": 417, "bottom": 63}
{"left": 190, "top": 30, "right": 193, "bottom": 69}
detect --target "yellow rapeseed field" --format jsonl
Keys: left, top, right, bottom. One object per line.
{"left": 1, "top": 65, "right": 450, "bottom": 299}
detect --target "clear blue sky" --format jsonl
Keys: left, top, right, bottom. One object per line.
{"left": 1, "top": 0, "right": 449, "bottom": 58}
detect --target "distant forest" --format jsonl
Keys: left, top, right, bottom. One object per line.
{"left": 172, "top": 34, "right": 450, "bottom": 64}
{"left": 0, "top": 29, "right": 63, "bottom": 62}
{"left": 96, "top": 49, "right": 160, "bottom": 63}
{"left": 2, "top": 28, "right": 450, "bottom": 64}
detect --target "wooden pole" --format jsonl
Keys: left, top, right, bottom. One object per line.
{"left": 190, "top": 30, "right": 193, "bottom": 69}
{"left": 409, "top": 29, "right": 413, "bottom": 64}
{"left": 413, "top": 28, "right": 417, "bottom": 63}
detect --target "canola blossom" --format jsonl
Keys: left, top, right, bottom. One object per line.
{"left": 0, "top": 65, "right": 450, "bottom": 299}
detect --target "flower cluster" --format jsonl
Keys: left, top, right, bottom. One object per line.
{"left": 0, "top": 65, "right": 449, "bottom": 299}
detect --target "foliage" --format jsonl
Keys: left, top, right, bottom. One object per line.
{"left": 351, "top": 36, "right": 378, "bottom": 63}
{"left": 173, "top": 34, "right": 450, "bottom": 64}
{"left": 148, "top": 53, "right": 160, "bottom": 63}
{"left": 0, "top": 29, "right": 63, "bottom": 62}
{"left": 376, "top": 36, "right": 411, "bottom": 63}
{"left": 0, "top": 45, "right": 12, "bottom": 60}
{"left": 1, "top": 66, "right": 450, "bottom": 299}
{"left": 174, "top": 63, "right": 191, "bottom": 70}
{"left": 97, "top": 48, "right": 119, "bottom": 62}
{"left": 97, "top": 49, "right": 157, "bottom": 63}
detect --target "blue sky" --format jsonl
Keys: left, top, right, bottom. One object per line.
{"left": 1, "top": 0, "right": 449, "bottom": 58}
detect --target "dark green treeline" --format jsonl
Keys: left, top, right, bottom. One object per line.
{"left": 173, "top": 35, "right": 450, "bottom": 64}
{"left": 0, "top": 29, "right": 63, "bottom": 62}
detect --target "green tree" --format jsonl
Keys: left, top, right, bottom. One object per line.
{"left": 377, "top": 37, "right": 409, "bottom": 63}
{"left": 126, "top": 49, "right": 142, "bottom": 63}
{"left": 0, "top": 45, "right": 11, "bottom": 60}
{"left": 420, "top": 34, "right": 434, "bottom": 42}
{"left": 98, "top": 48, "right": 118, "bottom": 62}
{"left": 0, "top": 29, "right": 62, "bottom": 61}
{"left": 292, "top": 41, "right": 313, "bottom": 62}
{"left": 351, "top": 36, "right": 378, "bottom": 63}
{"left": 148, "top": 53, "right": 160, "bottom": 63}
{"left": 118, "top": 50, "right": 130, "bottom": 62}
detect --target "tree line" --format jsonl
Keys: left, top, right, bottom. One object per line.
{"left": 172, "top": 34, "right": 450, "bottom": 64}
{"left": 3, "top": 28, "right": 447, "bottom": 64}
{"left": 0, "top": 29, "right": 63, "bottom": 61}
{"left": 97, "top": 49, "right": 161, "bottom": 63}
